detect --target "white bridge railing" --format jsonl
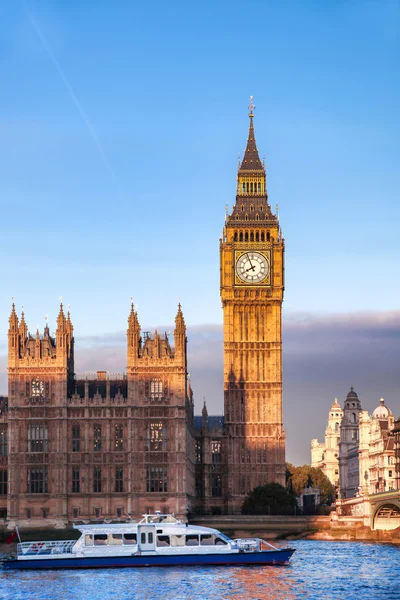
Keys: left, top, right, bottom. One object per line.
{"left": 17, "top": 540, "right": 76, "bottom": 556}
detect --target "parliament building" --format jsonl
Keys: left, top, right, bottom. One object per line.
{"left": 0, "top": 102, "right": 286, "bottom": 526}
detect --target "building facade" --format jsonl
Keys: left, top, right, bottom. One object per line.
{"left": 5, "top": 303, "right": 195, "bottom": 526}
{"left": 0, "top": 102, "right": 286, "bottom": 524}
{"left": 311, "top": 398, "right": 343, "bottom": 489}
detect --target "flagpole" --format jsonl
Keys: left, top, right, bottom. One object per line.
{"left": 15, "top": 524, "right": 22, "bottom": 545}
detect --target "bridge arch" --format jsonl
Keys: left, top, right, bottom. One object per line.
{"left": 373, "top": 502, "right": 400, "bottom": 530}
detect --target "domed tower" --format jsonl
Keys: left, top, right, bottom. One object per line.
{"left": 372, "top": 398, "right": 394, "bottom": 427}
{"left": 338, "top": 387, "right": 362, "bottom": 498}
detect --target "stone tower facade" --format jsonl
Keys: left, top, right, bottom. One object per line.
{"left": 311, "top": 398, "right": 343, "bottom": 488}
{"left": 6, "top": 302, "right": 194, "bottom": 527}
{"left": 220, "top": 99, "right": 286, "bottom": 512}
{"left": 338, "top": 387, "right": 362, "bottom": 499}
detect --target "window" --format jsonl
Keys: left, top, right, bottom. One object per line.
{"left": 0, "top": 470, "right": 7, "bottom": 495}
{"left": 211, "top": 440, "right": 221, "bottom": 464}
{"left": 115, "top": 424, "right": 123, "bottom": 450}
{"left": 94, "top": 534, "right": 108, "bottom": 546}
{"left": 200, "top": 534, "right": 214, "bottom": 546}
{"left": 85, "top": 534, "right": 93, "bottom": 546}
{"left": 389, "top": 471, "right": 393, "bottom": 478}
{"left": 27, "top": 467, "right": 48, "bottom": 494}
{"left": 146, "top": 466, "right": 168, "bottom": 493}
{"left": 123, "top": 533, "right": 137, "bottom": 545}
{"left": 93, "top": 425, "right": 102, "bottom": 451}
{"left": 27, "top": 424, "right": 48, "bottom": 453}
{"left": 215, "top": 537, "right": 227, "bottom": 545}
{"left": 186, "top": 535, "right": 199, "bottom": 546}
{"left": 211, "top": 474, "right": 222, "bottom": 497}
{"left": 26, "top": 509, "right": 32, "bottom": 520}
{"left": 72, "top": 468, "right": 80, "bottom": 493}
{"left": 73, "top": 508, "right": 79, "bottom": 519}
{"left": 0, "top": 427, "right": 7, "bottom": 456}
{"left": 72, "top": 424, "right": 80, "bottom": 452}
{"left": 150, "top": 379, "right": 163, "bottom": 400}
{"left": 93, "top": 467, "right": 102, "bottom": 493}
{"left": 351, "top": 413, "right": 356, "bottom": 424}
{"left": 94, "top": 507, "right": 101, "bottom": 518}
{"left": 115, "top": 468, "right": 123, "bottom": 493}
{"left": 42, "top": 508, "right": 48, "bottom": 519}
{"left": 116, "top": 507, "right": 122, "bottom": 518}
{"left": 335, "top": 422, "right": 339, "bottom": 433}
{"left": 352, "top": 429, "right": 358, "bottom": 441}
{"left": 195, "top": 440, "right": 202, "bottom": 464}
{"left": 157, "top": 535, "right": 170, "bottom": 547}
{"left": 146, "top": 422, "right": 167, "bottom": 452}
{"left": 109, "top": 534, "right": 123, "bottom": 546}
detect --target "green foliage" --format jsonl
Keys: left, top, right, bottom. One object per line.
{"left": 242, "top": 483, "right": 297, "bottom": 515}
{"left": 286, "top": 463, "right": 335, "bottom": 505}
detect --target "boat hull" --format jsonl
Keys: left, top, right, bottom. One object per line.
{"left": 3, "top": 549, "right": 295, "bottom": 570}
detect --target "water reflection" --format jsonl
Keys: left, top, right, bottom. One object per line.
{"left": 0, "top": 541, "right": 399, "bottom": 600}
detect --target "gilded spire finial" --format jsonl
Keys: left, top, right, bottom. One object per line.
{"left": 248, "top": 95, "right": 256, "bottom": 117}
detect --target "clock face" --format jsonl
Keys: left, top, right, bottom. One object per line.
{"left": 32, "top": 378, "right": 44, "bottom": 397}
{"left": 236, "top": 251, "right": 269, "bottom": 283}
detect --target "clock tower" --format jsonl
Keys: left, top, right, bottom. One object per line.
{"left": 220, "top": 98, "right": 286, "bottom": 512}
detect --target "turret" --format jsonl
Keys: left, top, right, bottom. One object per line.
{"left": 8, "top": 303, "right": 19, "bottom": 367}
{"left": 127, "top": 303, "right": 141, "bottom": 365}
{"left": 174, "top": 303, "right": 187, "bottom": 359}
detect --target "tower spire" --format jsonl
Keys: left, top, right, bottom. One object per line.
{"left": 239, "top": 95, "right": 264, "bottom": 173}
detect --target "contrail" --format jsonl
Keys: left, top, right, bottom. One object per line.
{"left": 20, "top": 0, "right": 122, "bottom": 195}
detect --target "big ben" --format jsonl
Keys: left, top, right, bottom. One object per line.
{"left": 220, "top": 98, "right": 286, "bottom": 512}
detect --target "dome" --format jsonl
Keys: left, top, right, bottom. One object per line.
{"left": 372, "top": 398, "right": 393, "bottom": 420}
{"left": 346, "top": 386, "right": 358, "bottom": 400}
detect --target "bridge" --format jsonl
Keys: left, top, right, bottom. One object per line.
{"left": 336, "top": 490, "right": 400, "bottom": 530}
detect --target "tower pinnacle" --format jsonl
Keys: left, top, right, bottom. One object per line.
{"left": 239, "top": 95, "right": 264, "bottom": 173}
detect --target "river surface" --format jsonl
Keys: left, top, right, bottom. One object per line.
{"left": 0, "top": 540, "right": 398, "bottom": 600}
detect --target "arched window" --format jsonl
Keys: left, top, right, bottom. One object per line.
{"left": 250, "top": 204, "right": 254, "bottom": 212}
{"left": 150, "top": 379, "right": 163, "bottom": 400}
{"left": 351, "top": 413, "right": 356, "bottom": 423}
{"left": 245, "top": 232, "right": 249, "bottom": 241}
{"left": 256, "top": 214, "right": 259, "bottom": 221}
{"left": 245, "top": 214, "right": 248, "bottom": 221}
{"left": 255, "top": 232, "right": 259, "bottom": 241}
{"left": 335, "top": 422, "right": 339, "bottom": 433}
{"left": 260, "top": 205, "right": 263, "bottom": 211}
{"left": 241, "top": 205, "right": 244, "bottom": 212}
{"left": 261, "top": 232, "right": 265, "bottom": 242}
{"left": 242, "top": 183, "right": 246, "bottom": 193}
{"left": 258, "top": 183, "right": 261, "bottom": 193}
{"left": 234, "top": 231, "right": 238, "bottom": 241}
{"left": 267, "top": 232, "right": 270, "bottom": 242}
{"left": 239, "top": 232, "right": 243, "bottom": 242}
{"left": 250, "top": 232, "right": 254, "bottom": 242}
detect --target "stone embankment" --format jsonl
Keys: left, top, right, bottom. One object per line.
{"left": 190, "top": 515, "right": 400, "bottom": 544}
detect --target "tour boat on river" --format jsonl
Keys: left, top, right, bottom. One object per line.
{"left": 2, "top": 513, "right": 295, "bottom": 570}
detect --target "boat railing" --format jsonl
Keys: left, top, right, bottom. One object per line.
{"left": 234, "top": 538, "right": 281, "bottom": 553}
{"left": 17, "top": 540, "right": 76, "bottom": 556}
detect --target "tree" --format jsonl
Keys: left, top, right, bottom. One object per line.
{"left": 242, "top": 483, "right": 297, "bottom": 515}
{"left": 286, "top": 463, "right": 335, "bottom": 505}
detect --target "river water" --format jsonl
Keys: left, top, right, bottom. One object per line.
{"left": 0, "top": 540, "right": 398, "bottom": 600}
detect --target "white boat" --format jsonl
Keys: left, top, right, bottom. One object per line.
{"left": 2, "top": 513, "right": 295, "bottom": 570}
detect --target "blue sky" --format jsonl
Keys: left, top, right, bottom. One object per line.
{"left": 0, "top": 1, "right": 399, "bottom": 461}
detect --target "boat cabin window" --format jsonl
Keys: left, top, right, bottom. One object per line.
{"left": 94, "top": 534, "right": 108, "bottom": 546}
{"left": 109, "top": 533, "right": 123, "bottom": 545}
{"left": 148, "top": 532, "right": 153, "bottom": 544}
{"left": 123, "top": 533, "right": 137, "bottom": 545}
{"left": 170, "top": 534, "right": 185, "bottom": 547}
{"left": 141, "top": 532, "right": 146, "bottom": 544}
{"left": 85, "top": 534, "right": 93, "bottom": 546}
{"left": 185, "top": 534, "right": 199, "bottom": 546}
{"left": 157, "top": 535, "right": 170, "bottom": 547}
{"left": 200, "top": 534, "right": 214, "bottom": 546}
{"left": 215, "top": 537, "right": 227, "bottom": 545}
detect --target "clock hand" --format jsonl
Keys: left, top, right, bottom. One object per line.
{"left": 245, "top": 265, "right": 255, "bottom": 272}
